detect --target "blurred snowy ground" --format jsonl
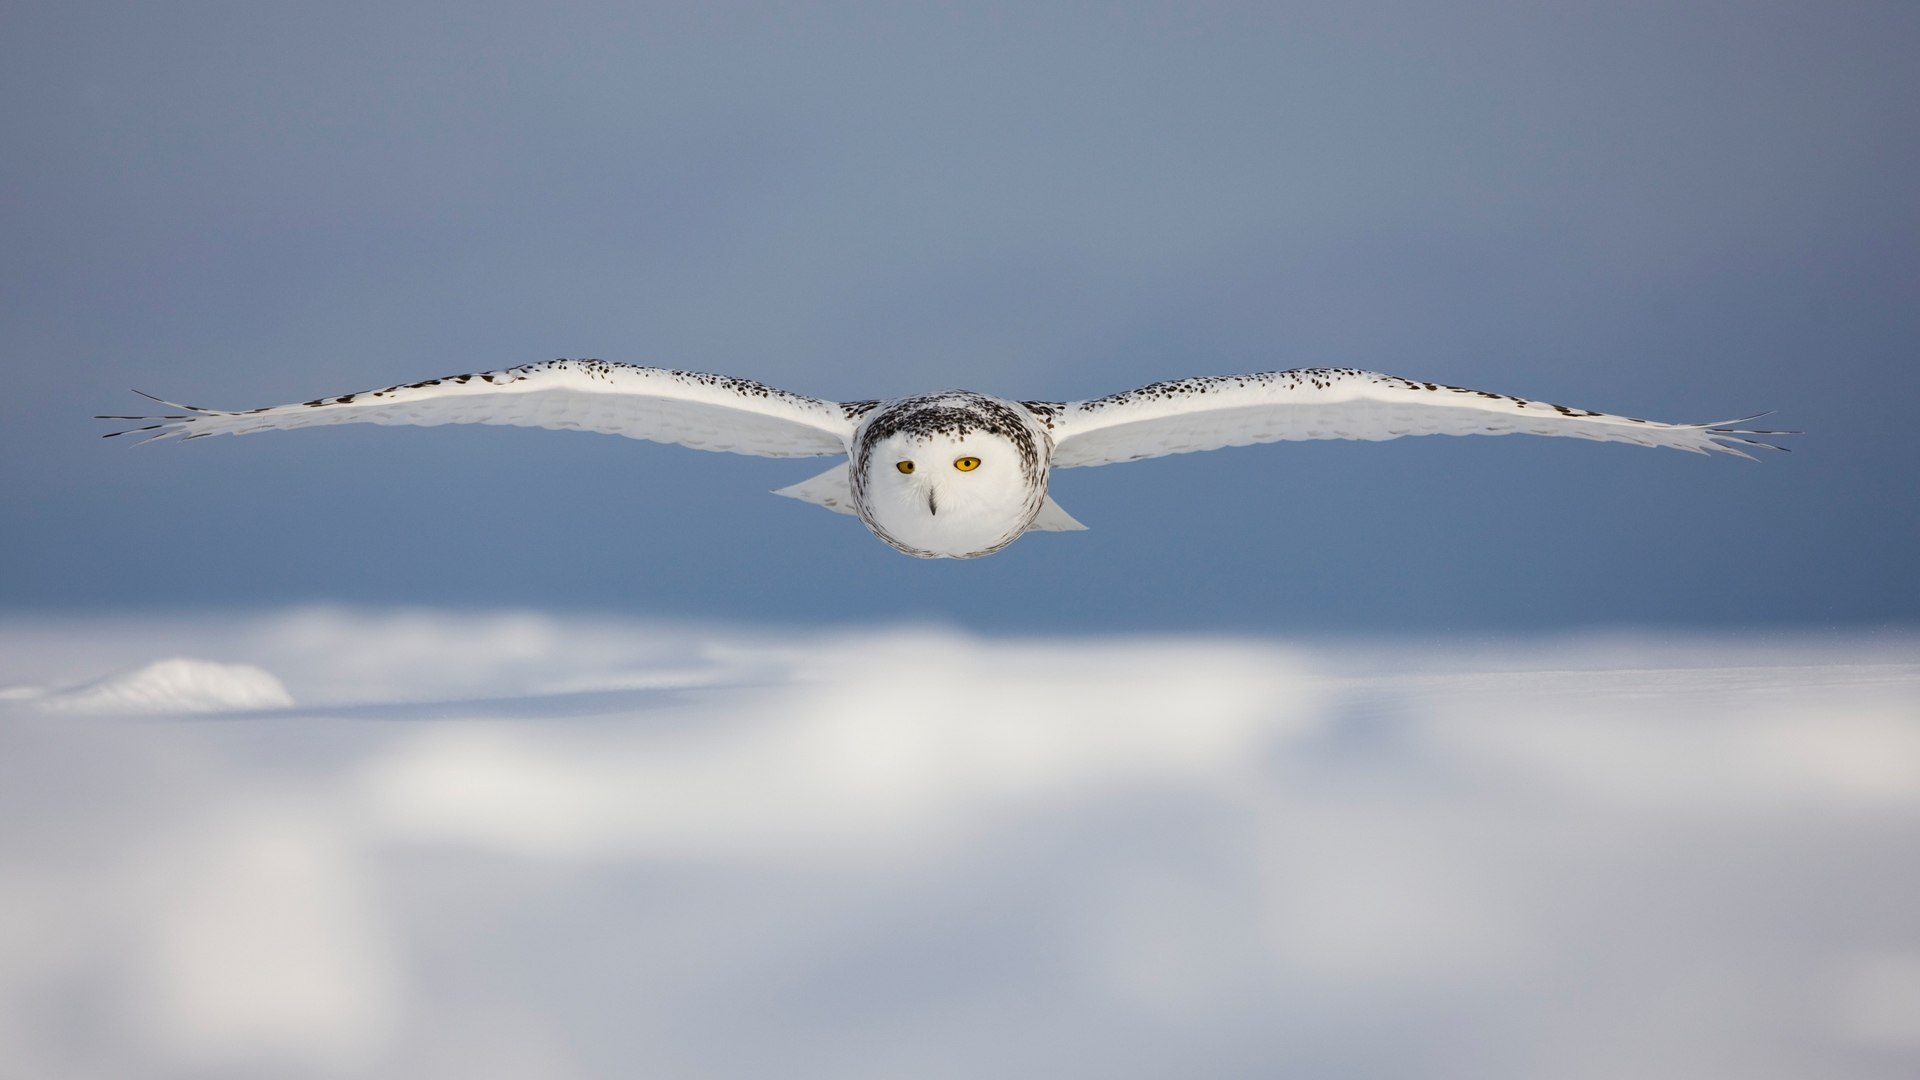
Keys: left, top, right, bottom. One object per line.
{"left": 1, "top": 609, "right": 1916, "bottom": 1080}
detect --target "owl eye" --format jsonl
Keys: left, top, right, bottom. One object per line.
{"left": 953, "top": 456, "right": 980, "bottom": 472}
{"left": 895, "top": 460, "right": 915, "bottom": 474}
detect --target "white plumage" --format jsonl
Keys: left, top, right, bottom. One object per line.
{"left": 104, "top": 359, "right": 1789, "bottom": 558}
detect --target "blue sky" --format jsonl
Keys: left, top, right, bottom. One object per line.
{"left": 3, "top": 1, "right": 1915, "bottom": 632}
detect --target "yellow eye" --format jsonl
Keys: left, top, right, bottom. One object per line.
{"left": 895, "top": 460, "right": 915, "bottom": 474}
{"left": 954, "top": 456, "right": 980, "bottom": 472}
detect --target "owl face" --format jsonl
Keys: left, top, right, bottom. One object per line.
{"left": 848, "top": 397, "right": 1044, "bottom": 564}
{"left": 856, "top": 428, "right": 1040, "bottom": 557}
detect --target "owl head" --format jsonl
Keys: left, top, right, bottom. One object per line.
{"left": 852, "top": 394, "right": 1050, "bottom": 558}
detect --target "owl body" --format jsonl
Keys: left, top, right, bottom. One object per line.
{"left": 103, "top": 358, "right": 1787, "bottom": 559}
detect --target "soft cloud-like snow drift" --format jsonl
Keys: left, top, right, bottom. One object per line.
{"left": 0, "top": 610, "right": 1916, "bottom": 1080}
{"left": 5, "top": 657, "right": 294, "bottom": 713}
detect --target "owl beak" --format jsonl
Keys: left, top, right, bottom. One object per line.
{"left": 926, "top": 489, "right": 938, "bottom": 516}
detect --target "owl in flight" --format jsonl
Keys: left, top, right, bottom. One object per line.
{"left": 104, "top": 360, "right": 1787, "bottom": 558}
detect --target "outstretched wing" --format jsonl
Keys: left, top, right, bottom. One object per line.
{"left": 1039, "top": 368, "right": 1790, "bottom": 468}
{"left": 101, "top": 359, "right": 855, "bottom": 458}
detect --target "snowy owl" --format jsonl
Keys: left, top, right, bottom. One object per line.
{"left": 103, "top": 360, "right": 1788, "bottom": 558}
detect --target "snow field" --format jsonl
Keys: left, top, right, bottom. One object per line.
{"left": 1, "top": 609, "right": 1916, "bottom": 1079}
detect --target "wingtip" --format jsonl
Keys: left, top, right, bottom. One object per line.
{"left": 1696, "top": 413, "right": 1796, "bottom": 461}
{"left": 131, "top": 389, "right": 208, "bottom": 412}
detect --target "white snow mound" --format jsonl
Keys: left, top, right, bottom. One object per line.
{"left": 25, "top": 658, "right": 295, "bottom": 714}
